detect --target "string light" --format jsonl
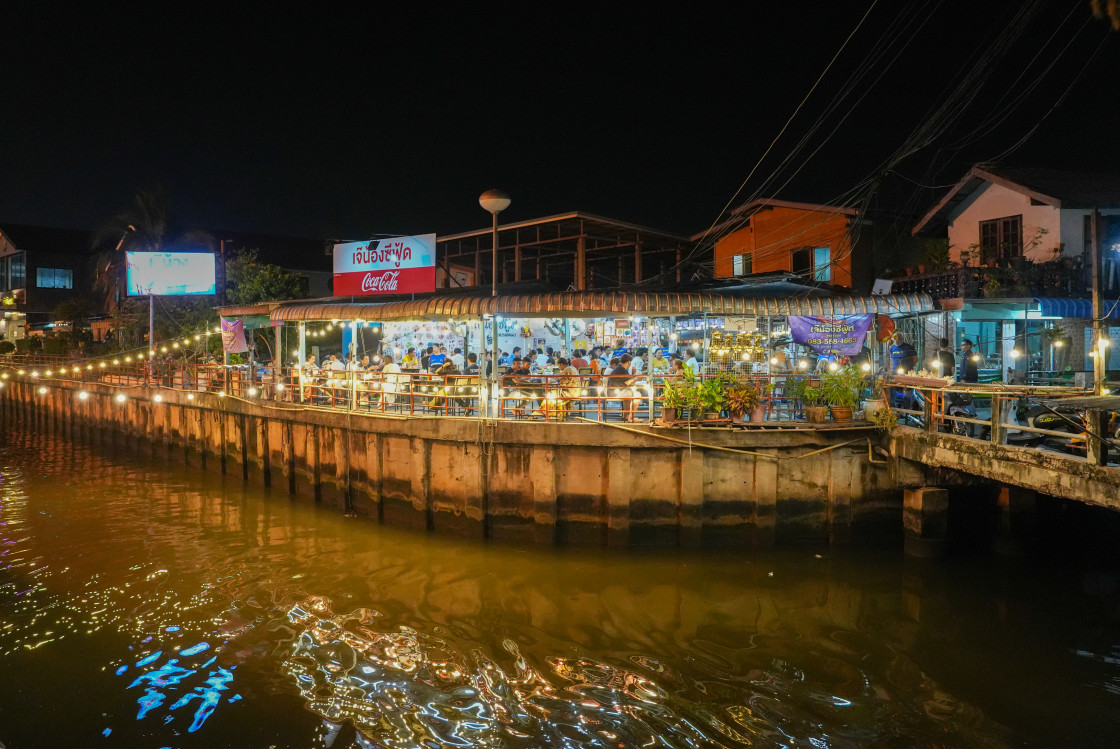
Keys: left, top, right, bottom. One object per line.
{"left": 152, "top": 394, "right": 163, "bottom": 403}
{"left": 78, "top": 391, "right": 88, "bottom": 401}
{"left": 115, "top": 393, "right": 127, "bottom": 403}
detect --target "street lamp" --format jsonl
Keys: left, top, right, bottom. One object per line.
{"left": 479, "top": 190, "right": 511, "bottom": 297}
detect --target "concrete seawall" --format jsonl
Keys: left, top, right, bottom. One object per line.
{"left": 0, "top": 380, "right": 914, "bottom": 546}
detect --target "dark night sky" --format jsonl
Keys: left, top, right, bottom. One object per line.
{"left": 2, "top": 2, "right": 1117, "bottom": 243}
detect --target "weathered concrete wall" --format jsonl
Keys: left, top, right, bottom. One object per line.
{"left": 892, "top": 427, "right": 1120, "bottom": 508}
{"left": 0, "top": 380, "right": 908, "bottom": 547}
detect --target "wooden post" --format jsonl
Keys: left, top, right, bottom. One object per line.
{"left": 990, "top": 395, "right": 1007, "bottom": 446}
{"left": 1086, "top": 408, "right": 1109, "bottom": 466}
{"left": 1092, "top": 208, "right": 1105, "bottom": 395}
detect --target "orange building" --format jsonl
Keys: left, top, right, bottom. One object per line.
{"left": 702, "top": 199, "right": 859, "bottom": 288}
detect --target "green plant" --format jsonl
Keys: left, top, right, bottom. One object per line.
{"left": 0, "top": 340, "right": 14, "bottom": 355}
{"left": 695, "top": 377, "right": 729, "bottom": 414}
{"left": 820, "top": 366, "right": 863, "bottom": 409}
{"left": 786, "top": 377, "right": 822, "bottom": 407}
{"left": 726, "top": 381, "right": 762, "bottom": 416}
{"left": 921, "top": 238, "right": 952, "bottom": 271}
{"left": 868, "top": 405, "right": 898, "bottom": 431}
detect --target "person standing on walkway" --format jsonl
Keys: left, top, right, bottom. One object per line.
{"left": 959, "top": 339, "right": 979, "bottom": 383}
{"left": 936, "top": 338, "right": 956, "bottom": 377}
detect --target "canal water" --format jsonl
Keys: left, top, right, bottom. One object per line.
{"left": 1, "top": 428, "right": 1119, "bottom": 748}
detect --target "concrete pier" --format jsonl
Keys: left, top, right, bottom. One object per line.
{"left": 1, "top": 380, "right": 913, "bottom": 548}
{"left": 904, "top": 486, "right": 949, "bottom": 558}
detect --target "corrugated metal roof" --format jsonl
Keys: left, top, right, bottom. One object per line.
{"left": 269, "top": 292, "right": 934, "bottom": 322}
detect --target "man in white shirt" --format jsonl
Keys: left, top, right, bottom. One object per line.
{"left": 380, "top": 354, "right": 402, "bottom": 405}
{"left": 450, "top": 347, "right": 465, "bottom": 368}
{"left": 327, "top": 354, "right": 345, "bottom": 372}
{"left": 628, "top": 353, "right": 644, "bottom": 375}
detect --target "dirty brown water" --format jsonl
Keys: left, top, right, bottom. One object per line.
{"left": 1, "top": 427, "right": 1119, "bottom": 748}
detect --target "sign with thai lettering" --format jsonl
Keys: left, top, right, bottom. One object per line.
{"left": 332, "top": 234, "right": 436, "bottom": 296}
{"left": 220, "top": 317, "right": 249, "bottom": 353}
{"left": 789, "top": 314, "right": 873, "bottom": 355}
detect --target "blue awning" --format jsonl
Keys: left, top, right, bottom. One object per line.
{"left": 1036, "top": 298, "right": 1120, "bottom": 319}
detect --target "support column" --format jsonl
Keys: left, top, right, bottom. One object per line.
{"left": 606, "top": 448, "right": 631, "bottom": 547}
{"left": 994, "top": 485, "right": 1036, "bottom": 555}
{"left": 904, "top": 486, "right": 948, "bottom": 558}
{"left": 575, "top": 236, "right": 586, "bottom": 291}
{"left": 679, "top": 449, "right": 704, "bottom": 546}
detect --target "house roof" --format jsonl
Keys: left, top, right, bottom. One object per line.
{"left": 693, "top": 199, "right": 858, "bottom": 242}
{"left": 913, "top": 166, "right": 1120, "bottom": 235}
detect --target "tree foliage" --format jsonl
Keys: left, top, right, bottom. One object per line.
{"left": 224, "top": 248, "right": 308, "bottom": 305}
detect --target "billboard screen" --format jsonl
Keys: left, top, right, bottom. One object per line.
{"left": 125, "top": 252, "right": 217, "bottom": 296}
{"left": 333, "top": 234, "right": 436, "bottom": 296}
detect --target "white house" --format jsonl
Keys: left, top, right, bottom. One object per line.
{"left": 912, "top": 166, "right": 1120, "bottom": 264}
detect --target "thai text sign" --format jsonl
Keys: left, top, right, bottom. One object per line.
{"left": 789, "top": 314, "right": 872, "bottom": 355}
{"left": 332, "top": 234, "right": 436, "bottom": 296}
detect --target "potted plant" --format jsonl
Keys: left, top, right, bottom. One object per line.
{"left": 726, "top": 381, "right": 762, "bottom": 423}
{"left": 660, "top": 374, "right": 688, "bottom": 424}
{"left": 787, "top": 377, "right": 828, "bottom": 423}
{"left": 820, "top": 365, "right": 863, "bottom": 422}
{"left": 696, "top": 376, "right": 729, "bottom": 421}
{"left": 863, "top": 376, "right": 888, "bottom": 419}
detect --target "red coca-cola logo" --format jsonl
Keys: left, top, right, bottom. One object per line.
{"left": 361, "top": 270, "right": 400, "bottom": 292}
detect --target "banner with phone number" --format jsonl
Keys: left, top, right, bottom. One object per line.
{"left": 789, "top": 314, "right": 873, "bottom": 355}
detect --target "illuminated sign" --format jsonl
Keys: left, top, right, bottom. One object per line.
{"left": 332, "top": 234, "right": 436, "bottom": 296}
{"left": 126, "top": 252, "right": 217, "bottom": 296}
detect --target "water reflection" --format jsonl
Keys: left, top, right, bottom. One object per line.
{"left": 0, "top": 428, "right": 1116, "bottom": 746}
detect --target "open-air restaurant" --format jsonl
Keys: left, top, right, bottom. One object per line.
{"left": 126, "top": 288, "right": 933, "bottom": 425}
{"left": 1, "top": 231, "right": 938, "bottom": 426}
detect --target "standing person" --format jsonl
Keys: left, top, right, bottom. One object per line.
{"left": 451, "top": 347, "right": 465, "bottom": 369}
{"left": 380, "top": 354, "right": 402, "bottom": 406}
{"left": 420, "top": 345, "right": 433, "bottom": 371}
{"left": 889, "top": 333, "right": 917, "bottom": 373}
{"left": 959, "top": 339, "right": 979, "bottom": 383}
{"left": 936, "top": 338, "right": 956, "bottom": 377}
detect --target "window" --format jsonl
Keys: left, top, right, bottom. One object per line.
{"left": 813, "top": 247, "right": 831, "bottom": 282}
{"left": 1, "top": 252, "right": 27, "bottom": 289}
{"left": 36, "top": 268, "right": 73, "bottom": 289}
{"left": 732, "top": 253, "right": 752, "bottom": 276}
{"left": 979, "top": 215, "right": 1022, "bottom": 260}
{"left": 791, "top": 247, "right": 831, "bottom": 281}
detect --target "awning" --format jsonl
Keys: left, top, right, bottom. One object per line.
{"left": 1036, "top": 298, "right": 1120, "bottom": 320}
{"left": 269, "top": 291, "right": 934, "bottom": 323}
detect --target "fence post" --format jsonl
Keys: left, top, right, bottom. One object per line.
{"left": 1086, "top": 408, "right": 1109, "bottom": 466}
{"left": 924, "top": 389, "right": 937, "bottom": 433}
{"left": 991, "top": 395, "right": 1006, "bottom": 446}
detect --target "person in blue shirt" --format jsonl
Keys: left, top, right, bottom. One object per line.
{"left": 612, "top": 339, "right": 628, "bottom": 359}
{"left": 427, "top": 344, "right": 446, "bottom": 371}
{"left": 889, "top": 333, "right": 917, "bottom": 373}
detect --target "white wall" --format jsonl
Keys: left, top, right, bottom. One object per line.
{"left": 946, "top": 182, "right": 1062, "bottom": 263}
{"left": 1059, "top": 208, "right": 1120, "bottom": 257}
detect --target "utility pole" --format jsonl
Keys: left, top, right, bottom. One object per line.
{"left": 1092, "top": 208, "right": 1104, "bottom": 394}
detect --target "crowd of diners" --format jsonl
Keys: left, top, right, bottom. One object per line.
{"left": 288, "top": 339, "right": 718, "bottom": 419}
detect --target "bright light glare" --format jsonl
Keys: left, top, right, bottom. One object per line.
{"left": 115, "top": 393, "right": 127, "bottom": 403}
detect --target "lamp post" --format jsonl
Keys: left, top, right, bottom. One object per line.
{"left": 479, "top": 190, "right": 510, "bottom": 417}
{"left": 479, "top": 189, "right": 510, "bottom": 297}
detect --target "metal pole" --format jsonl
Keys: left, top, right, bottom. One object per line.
{"left": 1092, "top": 208, "right": 1104, "bottom": 395}
{"left": 147, "top": 295, "right": 154, "bottom": 387}
{"left": 274, "top": 323, "right": 282, "bottom": 401}
{"left": 490, "top": 315, "right": 499, "bottom": 417}
{"left": 491, "top": 211, "right": 499, "bottom": 298}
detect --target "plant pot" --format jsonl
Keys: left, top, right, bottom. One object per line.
{"left": 862, "top": 398, "right": 886, "bottom": 419}
{"left": 805, "top": 405, "right": 829, "bottom": 423}
{"left": 830, "top": 405, "right": 854, "bottom": 422}
{"left": 730, "top": 411, "right": 747, "bottom": 424}
{"left": 750, "top": 405, "right": 767, "bottom": 422}
{"left": 702, "top": 411, "right": 722, "bottom": 421}
{"left": 659, "top": 407, "right": 680, "bottom": 424}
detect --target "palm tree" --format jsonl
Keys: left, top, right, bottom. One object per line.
{"left": 91, "top": 187, "right": 171, "bottom": 311}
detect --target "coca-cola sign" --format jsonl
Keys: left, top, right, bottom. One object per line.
{"left": 361, "top": 270, "right": 400, "bottom": 292}
{"left": 333, "top": 234, "right": 436, "bottom": 296}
